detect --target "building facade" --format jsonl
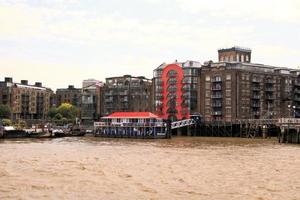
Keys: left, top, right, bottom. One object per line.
{"left": 0, "top": 77, "right": 53, "bottom": 120}
{"left": 153, "top": 61, "right": 201, "bottom": 120}
{"left": 103, "top": 75, "right": 152, "bottom": 116}
{"left": 199, "top": 47, "right": 299, "bottom": 122}
{"left": 81, "top": 79, "right": 103, "bottom": 124}
{"left": 56, "top": 85, "right": 81, "bottom": 107}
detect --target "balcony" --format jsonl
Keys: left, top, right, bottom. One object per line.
{"left": 212, "top": 86, "right": 222, "bottom": 91}
{"left": 266, "top": 79, "right": 275, "bottom": 84}
{"left": 252, "top": 95, "right": 260, "bottom": 99}
{"left": 212, "top": 78, "right": 222, "bottom": 83}
{"left": 252, "top": 78, "right": 261, "bottom": 83}
{"left": 105, "top": 92, "right": 113, "bottom": 96}
{"left": 211, "top": 94, "right": 223, "bottom": 99}
{"left": 294, "top": 96, "right": 300, "bottom": 102}
{"left": 155, "top": 79, "right": 163, "bottom": 86}
{"left": 168, "top": 77, "right": 177, "bottom": 84}
{"left": 265, "top": 87, "right": 275, "bottom": 92}
{"left": 266, "top": 95, "right": 275, "bottom": 100}
{"left": 294, "top": 81, "right": 300, "bottom": 87}
{"left": 252, "top": 103, "right": 260, "bottom": 108}
{"left": 182, "top": 85, "right": 191, "bottom": 91}
{"left": 294, "top": 89, "right": 300, "bottom": 94}
{"left": 155, "top": 93, "right": 163, "bottom": 100}
{"left": 120, "top": 98, "right": 128, "bottom": 103}
{"left": 252, "top": 86, "right": 260, "bottom": 91}
{"left": 212, "top": 103, "right": 222, "bottom": 107}
{"left": 252, "top": 111, "right": 260, "bottom": 116}
{"left": 212, "top": 111, "right": 222, "bottom": 116}
{"left": 155, "top": 86, "right": 163, "bottom": 92}
{"left": 182, "top": 92, "right": 190, "bottom": 98}
{"left": 120, "top": 91, "right": 128, "bottom": 96}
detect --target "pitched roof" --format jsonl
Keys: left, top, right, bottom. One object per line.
{"left": 102, "top": 112, "right": 160, "bottom": 119}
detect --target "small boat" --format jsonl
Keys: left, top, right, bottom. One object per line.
{"left": 69, "top": 125, "right": 86, "bottom": 137}
{"left": 1, "top": 126, "right": 28, "bottom": 139}
{"left": 26, "top": 131, "right": 53, "bottom": 138}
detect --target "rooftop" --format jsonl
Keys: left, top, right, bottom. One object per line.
{"left": 102, "top": 112, "right": 161, "bottom": 119}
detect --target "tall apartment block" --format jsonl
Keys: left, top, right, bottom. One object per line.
{"left": 103, "top": 75, "right": 152, "bottom": 116}
{"left": 81, "top": 79, "right": 103, "bottom": 124}
{"left": 153, "top": 61, "right": 201, "bottom": 120}
{"left": 0, "top": 77, "right": 53, "bottom": 120}
{"left": 56, "top": 85, "right": 81, "bottom": 107}
{"left": 199, "top": 47, "right": 299, "bottom": 122}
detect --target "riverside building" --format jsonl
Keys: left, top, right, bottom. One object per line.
{"left": 103, "top": 75, "right": 152, "bottom": 116}
{"left": 0, "top": 77, "right": 53, "bottom": 120}
{"left": 199, "top": 47, "right": 300, "bottom": 122}
{"left": 81, "top": 79, "right": 103, "bottom": 124}
{"left": 56, "top": 85, "right": 81, "bottom": 107}
{"left": 153, "top": 61, "right": 201, "bottom": 121}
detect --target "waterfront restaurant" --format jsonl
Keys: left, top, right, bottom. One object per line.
{"left": 94, "top": 112, "right": 168, "bottom": 138}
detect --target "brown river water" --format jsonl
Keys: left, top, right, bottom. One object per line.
{"left": 0, "top": 137, "right": 299, "bottom": 200}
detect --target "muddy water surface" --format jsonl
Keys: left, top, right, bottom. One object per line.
{"left": 0, "top": 137, "right": 299, "bottom": 200}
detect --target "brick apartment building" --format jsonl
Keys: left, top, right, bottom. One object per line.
{"left": 56, "top": 85, "right": 81, "bottom": 107}
{"left": 0, "top": 77, "right": 53, "bottom": 120}
{"left": 103, "top": 75, "right": 152, "bottom": 116}
{"left": 199, "top": 47, "right": 300, "bottom": 122}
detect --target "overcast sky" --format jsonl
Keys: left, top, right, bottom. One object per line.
{"left": 0, "top": 0, "right": 300, "bottom": 90}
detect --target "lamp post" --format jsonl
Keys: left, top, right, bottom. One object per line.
{"left": 293, "top": 105, "right": 296, "bottom": 118}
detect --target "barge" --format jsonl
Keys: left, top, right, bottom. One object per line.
{"left": 94, "top": 112, "right": 170, "bottom": 139}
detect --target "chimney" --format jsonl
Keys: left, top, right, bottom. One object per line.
{"left": 4, "top": 77, "right": 13, "bottom": 83}
{"left": 68, "top": 85, "right": 74, "bottom": 89}
{"left": 21, "top": 80, "right": 28, "bottom": 85}
{"left": 35, "top": 82, "right": 42, "bottom": 87}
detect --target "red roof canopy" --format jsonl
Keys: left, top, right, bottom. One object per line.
{"left": 102, "top": 112, "right": 160, "bottom": 119}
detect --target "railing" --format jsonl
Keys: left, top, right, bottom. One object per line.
{"left": 212, "top": 78, "right": 222, "bottom": 83}
{"left": 171, "top": 119, "right": 195, "bottom": 129}
{"left": 211, "top": 94, "right": 223, "bottom": 99}
{"left": 212, "top": 86, "right": 222, "bottom": 91}
{"left": 252, "top": 78, "right": 261, "bottom": 83}
{"left": 266, "top": 79, "right": 275, "bottom": 84}
{"left": 266, "top": 95, "right": 275, "bottom": 100}
{"left": 94, "top": 122, "right": 166, "bottom": 128}
{"left": 252, "top": 103, "right": 260, "bottom": 107}
{"left": 265, "top": 87, "right": 275, "bottom": 92}
{"left": 294, "top": 96, "right": 300, "bottom": 101}
{"left": 252, "top": 86, "right": 260, "bottom": 91}
{"left": 212, "top": 103, "right": 222, "bottom": 107}
{"left": 212, "top": 111, "right": 222, "bottom": 115}
{"left": 252, "top": 95, "right": 260, "bottom": 99}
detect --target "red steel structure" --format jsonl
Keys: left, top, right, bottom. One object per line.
{"left": 154, "top": 61, "right": 201, "bottom": 121}
{"left": 161, "top": 64, "right": 187, "bottom": 120}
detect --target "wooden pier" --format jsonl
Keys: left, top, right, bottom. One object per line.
{"left": 277, "top": 118, "right": 300, "bottom": 144}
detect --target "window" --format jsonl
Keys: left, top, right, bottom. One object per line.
{"left": 205, "top": 75, "right": 210, "bottom": 81}
{"left": 226, "top": 74, "right": 231, "bottom": 80}
{"left": 205, "top": 83, "right": 211, "bottom": 89}
{"left": 226, "top": 90, "right": 231, "bottom": 97}
{"left": 205, "top": 91, "right": 210, "bottom": 97}
{"left": 205, "top": 99, "right": 210, "bottom": 106}
{"left": 226, "top": 83, "right": 231, "bottom": 89}
{"left": 226, "top": 98, "right": 231, "bottom": 106}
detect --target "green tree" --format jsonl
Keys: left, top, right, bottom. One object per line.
{"left": 0, "top": 104, "right": 11, "bottom": 119}
{"left": 57, "top": 103, "right": 79, "bottom": 120}
{"left": 2, "top": 119, "right": 12, "bottom": 126}
{"left": 54, "top": 113, "right": 63, "bottom": 120}
{"left": 48, "top": 107, "right": 58, "bottom": 119}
